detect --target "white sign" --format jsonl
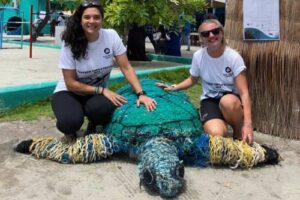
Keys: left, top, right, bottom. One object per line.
{"left": 243, "top": 0, "right": 280, "bottom": 40}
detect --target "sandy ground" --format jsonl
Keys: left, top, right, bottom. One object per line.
{"left": 1, "top": 38, "right": 300, "bottom": 199}
{"left": 0, "top": 118, "right": 299, "bottom": 200}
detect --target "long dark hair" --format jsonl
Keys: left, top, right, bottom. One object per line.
{"left": 61, "top": 3, "right": 104, "bottom": 60}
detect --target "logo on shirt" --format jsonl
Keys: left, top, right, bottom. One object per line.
{"left": 225, "top": 67, "right": 232, "bottom": 73}
{"left": 224, "top": 66, "right": 233, "bottom": 77}
{"left": 104, "top": 48, "right": 110, "bottom": 54}
{"left": 103, "top": 48, "right": 112, "bottom": 59}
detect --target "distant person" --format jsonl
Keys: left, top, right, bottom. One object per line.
{"left": 57, "top": 12, "right": 65, "bottom": 26}
{"left": 52, "top": 2, "right": 157, "bottom": 143}
{"left": 166, "top": 22, "right": 181, "bottom": 57}
{"left": 181, "top": 21, "right": 191, "bottom": 51}
{"left": 157, "top": 18, "right": 254, "bottom": 145}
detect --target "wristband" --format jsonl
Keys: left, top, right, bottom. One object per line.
{"left": 95, "top": 86, "right": 104, "bottom": 95}
{"left": 136, "top": 90, "right": 147, "bottom": 97}
{"left": 171, "top": 84, "right": 178, "bottom": 91}
{"left": 95, "top": 86, "right": 99, "bottom": 94}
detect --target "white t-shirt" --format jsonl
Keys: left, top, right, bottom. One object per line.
{"left": 190, "top": 47, "right": 246, "bottom": 100}
{"left": 54, "top": 29, "right": 126, "bottom": 93}
{"left": 57, "top": 16, "right": 65, "bottom": 26}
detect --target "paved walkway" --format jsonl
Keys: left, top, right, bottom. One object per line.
{"left": 0, "top": 36, "right": 199, "bottom": 87}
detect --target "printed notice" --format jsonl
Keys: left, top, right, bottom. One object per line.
{"left": 243, "top": 0, "right": 280, "bottom": 40}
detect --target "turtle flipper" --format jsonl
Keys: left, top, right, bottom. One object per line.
{"left": 15, "top": 139, "right": 33, "bottom": 154}
{"left": 209, "top": 136, "right": 280, "bottom": 168}
{"left": 14, "top": 134, "right": 115, "bottom": 163}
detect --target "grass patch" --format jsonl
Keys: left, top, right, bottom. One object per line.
{"left": 0, "top": 68, "right": 201, "bottom": 122}
{"left": 0, "top": 98, "right": 54, "bottom": 122}
{"left": 144, "top": 68, "right": 201, "bottom": 106}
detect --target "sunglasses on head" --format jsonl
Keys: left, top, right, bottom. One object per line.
{"left": 200, "top": 27, "right": 221, "bottom": 38}
{"left": 81, "top": 0, "right": 100, "bottom": 7}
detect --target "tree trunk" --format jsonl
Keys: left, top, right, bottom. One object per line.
{"left": 127, "top": 25, "right": 148, "bottom": 61}
{"left": 32, "top": 0, "right": 50, "bottom": 41}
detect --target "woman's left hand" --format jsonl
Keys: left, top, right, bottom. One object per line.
{"left": 102, "top": 88, "right": 127, "bottom": 106}
{"left": 136, "top": 95, "right": 157, "bottom": 112}
{"left": 242, "top": 125, "right": 253, "bottom": 145}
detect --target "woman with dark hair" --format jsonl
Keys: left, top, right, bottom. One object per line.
{"left": 52, "top": 1, "right": 157, "bottom": 142}
{"left": 157, "top": 19, "right": 253, "bottom": 145}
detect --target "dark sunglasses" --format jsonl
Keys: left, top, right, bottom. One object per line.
{"left": 82, "top": 0, "right": 100, "bottom": 7}
{"left": 200, "top": 27, "right": 221, "bottom": 38}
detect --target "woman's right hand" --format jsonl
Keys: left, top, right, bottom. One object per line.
{"left": 155, "top": 82, "right": 177, "bottom": 91}
{"left": 102, "top": 88, "right": 127, "bottom": 106}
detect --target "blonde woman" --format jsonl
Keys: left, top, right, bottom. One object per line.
{"left": 157, "top": 19, "right": 253, "bottom": 145}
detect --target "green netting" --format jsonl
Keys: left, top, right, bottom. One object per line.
{"left": 104, "top": 79, "right": 203, "bottom": 150}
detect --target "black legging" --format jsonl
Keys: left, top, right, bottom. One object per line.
{"left": 51, "top": 91, "right": 116, "bottom": 136}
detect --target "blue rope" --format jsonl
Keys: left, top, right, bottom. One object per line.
{"left": 138, "top": 137, "right": 184, "bottom": 198}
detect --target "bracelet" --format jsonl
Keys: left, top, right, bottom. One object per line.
{"left": 95, "top": 86, "right": 104, "bottom": 95}
{"left": 95, "top": 86, "right": 99, "bottom": 94}
{"left": 171, "top": 84, "right": 178, "bottom": 91}
{"left": 136, "top": 90, "right": 147, "bottom": 97}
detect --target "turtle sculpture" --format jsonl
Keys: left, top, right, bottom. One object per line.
{"left": 15, "top": 79, "right": 279, "bottom": 198}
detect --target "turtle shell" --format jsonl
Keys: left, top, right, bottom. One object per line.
{"left": 104, "top": 79, "right": 203, "bottom": 153}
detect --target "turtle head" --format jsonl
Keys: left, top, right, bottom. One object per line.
{"left": 138, "top": 137, "right": 186, "bottom": 198}
{"left": 140, "top": 161, "right": 185, "bottom": 198}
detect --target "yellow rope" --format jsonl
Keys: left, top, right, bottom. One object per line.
{"left": 29, "top": 134, "right": 113, "bottom": 163}
{"left": 209, "top": 136, "right": 266, "bottom": 168}
{"left": 30, "top": 137, "right": 57, "bottom": 159}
